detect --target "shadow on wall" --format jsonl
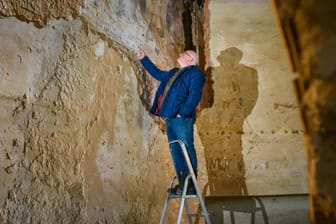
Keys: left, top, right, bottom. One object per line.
{"left": 198, "top": 47, "right": 259, "bottom": 196}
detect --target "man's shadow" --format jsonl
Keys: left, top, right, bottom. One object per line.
{"left": 197, "top": 47, "right": 259, "bottom": 222}
{"left": 197, "top": 47, "right": 260, "bottom": 223}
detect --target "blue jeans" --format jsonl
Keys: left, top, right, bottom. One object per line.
{"left": 165, "top": 117, "right": 198, "bottom": 176}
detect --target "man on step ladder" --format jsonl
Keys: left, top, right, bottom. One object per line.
{"left": 136, "top": 48, "right": 205, "bottom": 195}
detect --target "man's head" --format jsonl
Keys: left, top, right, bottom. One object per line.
{"left": 177, "top": 50, "right": 198, "bottom": 67}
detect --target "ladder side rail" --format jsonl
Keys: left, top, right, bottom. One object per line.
{"left": 169, "top": 140, "right": 212, "bottom": 224}
{"left": 159, "top": 193, "right": 170, "bottom": 224}
{"left": 159, "top": 176, "right": 177, "bottom": 224}
{"left": 184, "top": 199, "right": 193, "bottom": 224}
{"left": 177, "top": 183, "right": 189, "bottom": 224}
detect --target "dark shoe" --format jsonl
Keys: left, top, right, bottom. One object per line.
{"left": 178, "top": 172, "right": 197, "bottom": 195}
{"left": 168, "top": 172, "right": 185, "bottom": 194}
{"left": 167, "top": 184, "right": 182, "bottom": 194}
{"left": 187, "top": 184, "right": 196, "bottom": 195}
{"left": 174, "top": 183, "right": 196, "bottom": 195}
{"left": 168, "top": 172, "right": 197, "bottom": 195}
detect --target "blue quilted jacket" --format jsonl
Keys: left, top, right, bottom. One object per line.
{"left": 140, "top": 56, "right": 205, "bottom": 122}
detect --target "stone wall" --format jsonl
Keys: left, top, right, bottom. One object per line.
{"left": 0, "top": 16, "right": 169, "bottom": 223}
{"left": 0, "top": 0, "right": 310, "bottom": 223}
{"left": 0, "top": 0, "right": 185, "bottom": 223}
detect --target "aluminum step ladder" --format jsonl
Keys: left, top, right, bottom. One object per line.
{"left": 159, "top": 140, "right": 211, "bottom": 224}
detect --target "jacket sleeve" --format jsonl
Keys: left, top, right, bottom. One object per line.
{"left": 179, "top": 70, "right": 206, "bottom": 117}
{"left": 140, "top": 56, "right": 170, "bottom": 81}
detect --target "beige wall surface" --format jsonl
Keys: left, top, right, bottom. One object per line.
{"left": 0, "top": 0, "right": 310, "bottom": 223}
{"left": 0, "top": 1, "right": 201, "bottom": 222}
{"left": 0, "top": 16, "right": 172, "bottom": 224}
{"left": 197, "top": 1, "right": 308, "bottom": 195}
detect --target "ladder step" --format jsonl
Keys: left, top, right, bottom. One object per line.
{"left": 168, "top": 193, "right": 198, "bottom": 199}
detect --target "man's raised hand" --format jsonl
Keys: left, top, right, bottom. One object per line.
{"left": 136, "top": 49, "right": 145, "bottom": 60}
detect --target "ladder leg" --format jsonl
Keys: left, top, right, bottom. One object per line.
{"left": 191, "top": 174, "right": 211, "bottom": 224}
{"left": 177, "top": 181, "right": 189, "bottom": 224}
{"left": 177, "top": 197, "right": 185, "bottom": 224}
{"left": 160, "top": 176, "right": 177, "bottom": 224}
{"left": 194, "top": 180, "right": 211, "bottom": 223}
{"left": 159, "top": 193, "right": 170, "bottom": 224}
{"left": 184, "top": 200, "right": 193, "bottom": 224}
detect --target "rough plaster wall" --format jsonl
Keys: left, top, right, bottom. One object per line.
{"left": 0, "top": 0, "right": 193, "bottom": 223}
{"left": 272, "top": 0, "right": 336, "bottom": 222}
{"left": 197, "top": 1, "right": 307, "bottom": 195}
{"left": 0, "top": 0, "right": 84, "bottom": 27}
{"left": 0, "top": 0, "right": 314, "bottom": 223}
{"left": 0, "top": 17, "right": 169, "bottom": 223}
{"left": 0, "top": 18, "right": 76, "bottom": 223}
{"left": 80, "top": 0, "right": 185, "bottom": 67}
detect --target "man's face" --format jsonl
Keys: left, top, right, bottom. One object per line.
{"left": 177, "top": 51, "right": 194, "bottom": 67}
